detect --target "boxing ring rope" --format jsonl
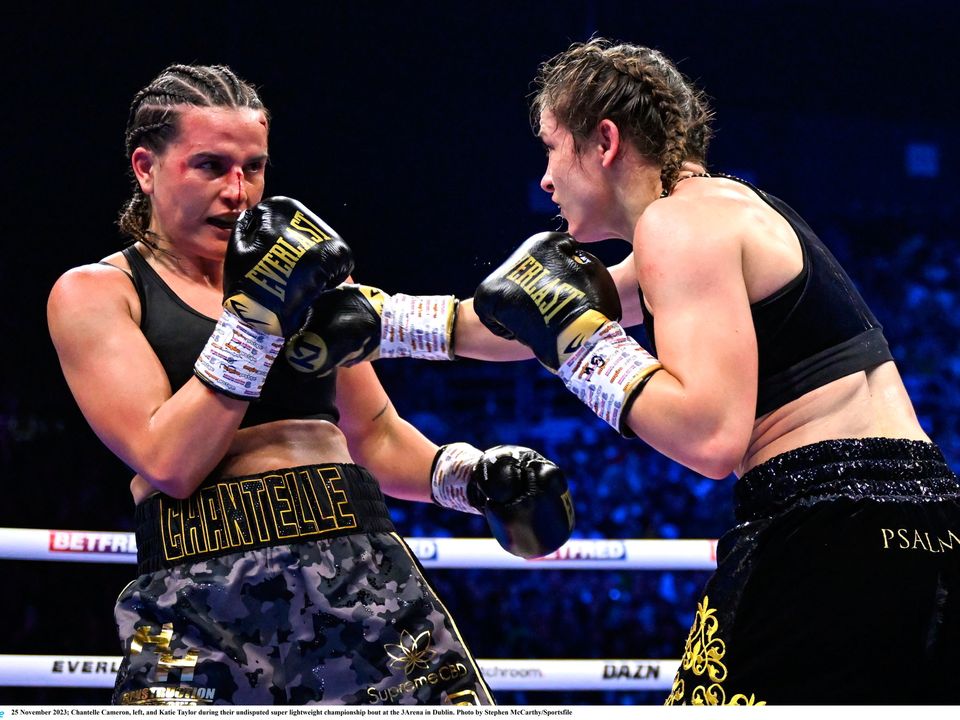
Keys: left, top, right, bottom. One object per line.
{"left": 0, "top": 528, "right": 718, "bottom": 570}
{"left": 0, "top": 655, "right": 678, "bottom": 691}
{"left": 1, "top": 527, "right": 714, "bottom": 692}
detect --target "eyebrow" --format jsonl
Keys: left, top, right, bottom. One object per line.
{"left": 191, "top": 151, "right": 270, "bottom": 164}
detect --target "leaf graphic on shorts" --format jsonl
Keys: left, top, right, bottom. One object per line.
{"left": 385, "top": 629, "right": 436, "bottom": 676}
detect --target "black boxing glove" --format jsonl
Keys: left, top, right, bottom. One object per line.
{"left": 430, "top": 443, "right": 574, "bottom": 559}
{"left": 284, "top": 284, "right": 457, "bottom": 376}
{"left": 474, "top": 231, "right": 622, "bottom": 370}
{"left": 223, "top": 196, "right": 354, "bottom": 336}
{"left": 474, "top": 232, "right": 662, "bottom": 434}
{"left": 194, "top": 196, "right": 354, "bottom": 399}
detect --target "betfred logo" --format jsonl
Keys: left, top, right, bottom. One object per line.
{"left": 49, "top": 531, "right": 137, "bottom": 554}
{"left": 537, "top": 540, "right": 626, "bottom": 561}
{"left": 406, "top": 538, "right": 438, "bottom": 561}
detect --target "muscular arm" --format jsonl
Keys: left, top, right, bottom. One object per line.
{"left": 621, "top": 200, "right": 758, "bottom": 478}
{"left": 608, "top": 253, "right": 645, "bottom": 328}
{"left": 47, "top": 265, "right": 246, "bottom": 498}
{"left": 335, "top": 361, "right": 439, "bottom": 503}
{"left": 452, "top": 298, "right": 535, "bottom": 361}
{"left": 335, "top": 359, "right": 574, "bottom": 557}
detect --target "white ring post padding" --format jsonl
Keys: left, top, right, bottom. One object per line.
{"left": 0, "top": 654, "right": 679, "bottom": 691}
{"left": 0, "top": 528, "right": 718, "bottom": 570}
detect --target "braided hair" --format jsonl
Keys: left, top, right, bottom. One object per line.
{"left": 530, "top": 38, "right": 714, "bottom": 193}
{"left": 118, "top": 64, "right": 268, "bottom": 243}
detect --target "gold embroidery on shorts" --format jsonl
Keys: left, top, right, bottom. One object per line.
{"left": 665, "top": 595, "right": 765, "bottom": 706}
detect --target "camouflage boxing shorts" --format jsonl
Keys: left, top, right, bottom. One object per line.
{"left": 113, "top": 464, "right": 494, "bottom": 705}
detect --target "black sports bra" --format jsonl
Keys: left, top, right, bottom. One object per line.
{"left": 117, "top": 246, "right": 339, "bottom": 428}
{"left": 638, "top": 175, "right": 892, "bottom": 417}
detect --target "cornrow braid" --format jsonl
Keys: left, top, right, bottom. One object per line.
{"left": 530, "top": 38, "right": 714, "bottom": 193}
{"left": 117, "top": 64, "right": 268, "bottom": 244}
{"left": 609, "top": 53, "right": 687, "bottom": 192}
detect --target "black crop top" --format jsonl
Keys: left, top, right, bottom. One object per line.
{"left": 637, "top": 175, "right": 893, "bottom": 417}
{"left": 120, "top": 246, "right": 339, "bottom": 428}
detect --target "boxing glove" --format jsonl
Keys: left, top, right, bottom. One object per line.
{"left": 431, "top": 442, "right": 574, "bottom": 559}
{"left": 284, "top": 284, "right": 457, "bottom": 376}
{"left": 474, "top": 232, "right": 662, "bottom": 434}
{"left": 473, "top": 231, "right": 622, "bottom": 370}
{"left": 194, "top": 196, "right": 354, "bottom": 398}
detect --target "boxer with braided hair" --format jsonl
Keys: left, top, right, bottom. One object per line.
{"left": 118, "top": 64, "right": 269, "bottom": 248}
{"left": 469, "top": 37, "right": 960, "bottom": 705}
{"left": 48, "top": 63, "right": 573, "bottom": 706}
{"left": 528, "top": 40, "right": 704, "bottom": 194}
{"left": 301, "top": 38, "right": 960, "bottom": 704}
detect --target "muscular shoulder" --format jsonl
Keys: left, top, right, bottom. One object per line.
{"left": 638, "top": 183, "right": 754, "bottom": 247}
{"left": 633, "top": 193, "right": 746, "bottom": 303}
{"left": 48, "top": 259, "right": 139, "bottom": 333}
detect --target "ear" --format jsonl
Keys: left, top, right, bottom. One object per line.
{"left": 131, "top": 147, "right": 156, "bottom": 195}
{"left": 597, "top": 119, "right": 622, "bottom": 168}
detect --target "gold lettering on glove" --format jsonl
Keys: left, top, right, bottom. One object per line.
{"left": 504, "top": 254, "right": 586, "bottom": 324}
{"left": 244, "top": 210, "right": 331, "bottom": 301}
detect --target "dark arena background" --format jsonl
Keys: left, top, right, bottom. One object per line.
{"left": 2, "top": 0, "right": 958, "bottom": 707}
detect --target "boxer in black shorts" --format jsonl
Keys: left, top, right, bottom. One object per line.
{"left": 466, "top": 39, "right": 960, "bottom": 704}
{"left": 295, "top": 39, "right": 960, "bottom": 704}
{"left": 666, "top": 437, "right": 960, "bottom": 705}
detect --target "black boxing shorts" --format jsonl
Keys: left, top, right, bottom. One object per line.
{"left": 113, "top": 464, "right": 494, "bottom": 706}
{"left": 665, "top": 438, "right": 960, "bottom": 705}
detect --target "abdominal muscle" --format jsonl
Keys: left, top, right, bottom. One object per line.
{"left": 738, "top": 361, "right": 931, "bottom": 476}
{"left": 130, "top": 419, "right": 353, "bottom": 504}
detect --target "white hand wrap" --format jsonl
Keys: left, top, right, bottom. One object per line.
{"left": 379, "top": 293, "right": 457, "bottom": 360}
{"left": 430, "top": 442, "right": 484, "bottom": 515}
{"left": 194, "top": 310, "right": 284, "bottom": 399}
{"left": 557, "top": 320, "right": 662, "bottom": 433}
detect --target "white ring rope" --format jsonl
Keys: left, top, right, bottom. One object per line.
{"left": 0, "top": 528, "right": 717, "bottom": 570}
{"left": 0, "top": 655, "right": 678, "bottom": 691}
